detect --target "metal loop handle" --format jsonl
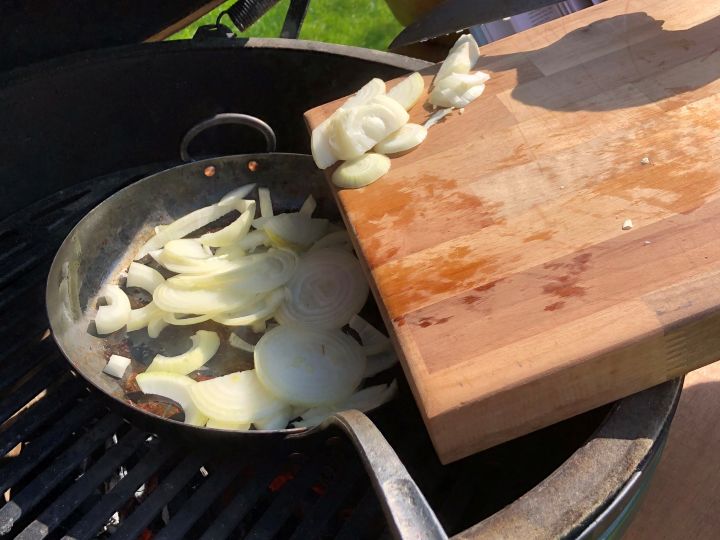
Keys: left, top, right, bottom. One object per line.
{"left": 322, "top": 410, "right": 448, "bottom": 540}
{"left": 179, "top": 113, "right": 277, "bottom": 162}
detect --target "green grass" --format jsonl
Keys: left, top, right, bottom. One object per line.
{"left": 168, "top": 0, "right": 403, "bottom": 50}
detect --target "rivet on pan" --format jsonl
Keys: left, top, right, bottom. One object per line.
{"left": 247, "top": 160, "right": 259, "bottom": 172}
{"left": 203, "top": 165, "right": 216, "bottom": 177}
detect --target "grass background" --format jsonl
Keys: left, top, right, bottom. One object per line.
{"left": 169, "top": 0, "right": 403, "bottom": 50}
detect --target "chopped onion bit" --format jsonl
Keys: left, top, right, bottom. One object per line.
{"left": 387, "top": 72, "right": 425, "bottom": 111}
{"left": 146, "top": 330, "right": 220, "bottom": 375}
{"left": 258, "top": 187, "right": 273, "bottom": 218}
{"left": 103, "top": 354, "right": 131, "bottom": 379}
{"left": 332, "top": 153, "right": 390, "bottom": 189}
{"left": 228, "top": 333, "right": 256, "bottom": 352}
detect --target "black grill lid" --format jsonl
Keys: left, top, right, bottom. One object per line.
{"left": 1, "top": 0, "right": 227, "bottom": 72}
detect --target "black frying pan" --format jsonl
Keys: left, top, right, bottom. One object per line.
{"left": 45, "top": 114, "right": 445, "bottom": 539}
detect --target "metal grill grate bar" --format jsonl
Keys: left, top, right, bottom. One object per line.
{"left": 0, "top": 363, "right": 66, "bottom": 426}
{"left": 0, "top": 379, "right": 83, "bottom": 457}
{"left": 288, "top": 460, "right": 366, "bottom": 540}
{"left": 335, "top": 488, "right": 385, "bottom": 540}
{"left": 0, "top": 345, "right": 55, "bottom": 396}
{"left": 0, "top": 405, "right": 118, "bottom": 534}
{"left": 152, "top": 459, "right": 244, "bottom": 540}
{"left": 61, "top": 440, "right": 177, "bottom": 540}
{"left": 198, "top": 451, "right": 294, "bottom": 540}
{"left": 16, "top": 428, "right": 148, "bottom": 540}
{"left": 111, "top": 452, "right": 208, "bottom": 540}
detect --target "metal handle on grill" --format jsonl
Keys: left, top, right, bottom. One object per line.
{"left": 180, "top": 113, "right": 277, "bottom": 162}
{"left": 324, "top": 410, "right": 448, "bottom": 540}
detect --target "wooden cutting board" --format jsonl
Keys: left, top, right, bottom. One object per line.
{"left": 305, "top": 0, "right": 720, "bottom": 464}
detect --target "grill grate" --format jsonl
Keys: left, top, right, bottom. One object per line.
{"left": 0, "top": 164, "right": 610, "bottom": 539}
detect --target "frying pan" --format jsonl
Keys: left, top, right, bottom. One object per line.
{"left": 46, "top": 114, "right": 446, "bottom": 539}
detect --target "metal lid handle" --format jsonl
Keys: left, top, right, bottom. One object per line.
{"left": 179, "top": 113, "right": 277, "bottom": 162}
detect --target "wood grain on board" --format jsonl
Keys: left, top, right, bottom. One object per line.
{"left": 305, "top": 0, "right": 720, "bottom": 463}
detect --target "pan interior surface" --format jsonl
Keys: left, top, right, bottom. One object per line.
{"left": 47, "top": 154, "right": 341, "bottom": 430}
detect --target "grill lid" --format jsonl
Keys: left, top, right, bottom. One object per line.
{"left": 1, "top": 0, "right": 229, "bottom": 72}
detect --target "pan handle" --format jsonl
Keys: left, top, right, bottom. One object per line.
{"left": 179, "top": 113, "right": 277, "bottom": 162}
{"left": 323, "top": 410, "right": 447, "bottom": 540}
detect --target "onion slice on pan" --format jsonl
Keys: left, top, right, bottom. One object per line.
{"left": 136, "top": 371, "right": 208, "bottom": 426}
{"left": 254, "top": 326, "right": 366, "bottom": 406}
{"left": 126, "top": 262, "right": 165, "bottom": 293}
{"left": 262, "top": 214, "right": 328, "bottom": 251}
{"left": 213, "top": 288, "right": 284, "bottom": 326}
{"left": 200, "top": 201, "right": 255, "bottom": 248}
{"left": 275, "top": 248, "right": 368, "bottom": 330}
{"left": 349, "top": 314, "right": 390, "bottom": 356}
{"left": 146, "top": 330, "right": 220, "bottom": 374}
{"left": 95, "top": 285, "right": 131, "bottom": 335}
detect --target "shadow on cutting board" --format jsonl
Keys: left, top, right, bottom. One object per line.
{"left": 476, "top": 12, "right": 720, "bottom": 112}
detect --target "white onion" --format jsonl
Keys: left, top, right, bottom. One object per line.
{"left": 148, "top": 315, "right": 169, "bottom": 339}
{"left": 343, "top": 77, "right": 386, "bottom": 108}
{"left": 189, "top": 370, "right": 287, "bottom": 423}
{"left": 146, "top": 330, "right": 220, "bottom": 374}
{"left": 263, "top": 213, "right": 328, "bottom": 251}
{"left": 103, "top": 354, "right": 131, "bottom": 378}
{"left": 349, "top": 314, "right": 390, "bottom": 355}
{"left": 374, "top": 123, "right": 427, "bottom": 155}
{"left": 423, "top": 108, "right": 452, "bottom": 128}
{"left": 310, "top": 230, "right": 351, "bottom": 252}
{"left": 434, "top": 36, "right": 479, "bottom": 82}
{"left": 218, "top": 184, "right": 257, "bottom": 207}
{"left": 434, "top": 71, "right": 489, "bottom": 93}
{"left": 168, "top": 249, "right": 297, "bottom": 294}
{"left": 95, "top": 285, "right": 131, "bottom": 335}
{"left": 254, "top": 406, "right": 292, "bottom": 430}
{"left": 154, "top": 281, "right": 258, "bottom": 315}
{"left": 255, "top": 326, "right": 366, "bottom": 406}
{"left": 299, "top": 194, "right": 317, "bottom": 217}
{"left": 429, "top": 83, "right": 485, "bottom": 108}
{"left": 293, "top": 381, "right": 398, "bottom": 428}
{"left": 127, "top": 301, "right": 162, "bottom": 332}
{"left": 164, "top": 239, "right": 212, "bottom": 259}
{"left": 331, "top": 153, "right": 390, "bottom": 189}
{"left": 137, "top": 185, "right": 254, "bottom": 258}
{"left": 136, "top": 371, "right": 208, "bottom": 426}
{"left": 328, "top": 95, "right": 409, "bottom": 160}
{"left": 200, "top": 202, "right": 255, "bottom": 247}
{"left": 126, "top": 262, "right": 165, "bottom": 293}
{"left": 153, "top": 249, "right": 240, "bottom": 275}
{"left": 275, "top": 249, "right": 368, "bottom": 330}
{"left": 213, "top": 288, "right": 285, "bottom": 326}
{"left": 387, "top": 72, "right": 425, "bottom": 110}
{"left": 364, "top": 350, "right": 399, "bottom": 378}
{"left": 238, "top": 229, "right": 270, "bottom": 251}
{"left": 258, "top": 187, "right": 273, "bottom": 218}
{"left": 228, "top": 333, "right": 255, "bottom": 352}
{"left": 251, "top": 320, "right": 267, "bottom": 333}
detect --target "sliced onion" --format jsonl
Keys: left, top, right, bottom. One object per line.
{"left": 146, "top": 330, "right": 220, "bottom": 374}
{"left": 148, "top": 315, "right": 169, "bottom": 339}
{"left": 137, "top": 188, "right": 250, "bottom": 258}
{"left": 238, "top": 229, "right": 270, "bottom": 251}
{"left": 163, "top": 312, "right": 217, "bottom": 326}
{"left": 136, "top": 371, "right": 208, "bottom": 426}
{"left": 200, "top": 202, "right": 255, "bottom": 247}
{"left": 218, "top": 184, "right": 257, "bottom": 208}
{"left": 103, "top": 354, "right": 131, "bottom": 378}
{"left": 228, "top": 332, "right": 255, "bottom": 352}
{"left": 310, "top": 230, "right": 351, "bottom": 252}
{"left": 251, "top": 320, "right": 267, "bottom": 333}
{"left": 168, "top": 249, "right": 297, "bottom": 294}
{"left": 154, "top": 281, "right": 258, "bottom": 315}
{"left": 213, "top": 288, "right": 285, "bottom": 326}
{"left": 275, "top": 249, "right": 368, "bottom": 330}
{"left": 153, "top": 248, "right": 241, "bottom": 275}
{"left": 374, "top": 123, "right": 427, "bottom": 155}
{"left": 311, "top": 118, "right": 337, "bottom": 170}
{"left": 258, "top": 187, "right": 273, "bottom": 218}
{"left": 364, "top": 350, "right": 399, "bottom": 378}
{"left": 126, "top": 262, "right": 165, "bottom": 293}
{"left": 429, "top": 82, "right": 485, "bottom": 108}
{"left": 255, "top": 326, "right": 366, "bottom": 406}
{"left": 164, "top": 239, "right": 212, "bottom": 259}
{"left": 434, "top": 71, "right": 489, "bottom": 93}
{"left": 263, "top": 213, "right": 328, "bottom": 251}
{"left": 293, "top": 381, "right": 398, "bottom": 427}
{"left": 299, "top": 194, "right": 317, "bottom": 217}
{"left": 349, "top": 314, "right": 390, "bottom": 355}
{"left": 215, "top": 245, "right": 246, "bottom": 258}
{"left": 434, "top": 37, "right": 479, "bottom": 82}
{"left": 254, "top": 405, "right": 292, "bottom": 430}
{"left": 189, "top": 369, "right": 287, "bottom": 423}
{"left": 332, "top": 153, "right": 390, "bottom": 189}
{"left": 448, "top": 34, "right": 480, "bottom": 66}
{"left": 328, "top": 95, "right": 409, "bottom": 160}
{"left": 343, "top": 77, "right": 386, "bottom": 109}
{"left": 127, "top": 301, "right": 162, "bottom": 332}
{"left": 424, "top": 107, "right": 452, "bottom": 128}
{"left": 387, "top": 72, "right": 425, "bottom": 110}
{"left": 206, "top": 418, "right": 251, "bottom": 430}
{"left": 95, "top": 285, "right": 131, "bottom": 335}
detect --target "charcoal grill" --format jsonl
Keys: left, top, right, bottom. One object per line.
{"left": 0, "top": 35, "right": 682, "bottom": 539}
